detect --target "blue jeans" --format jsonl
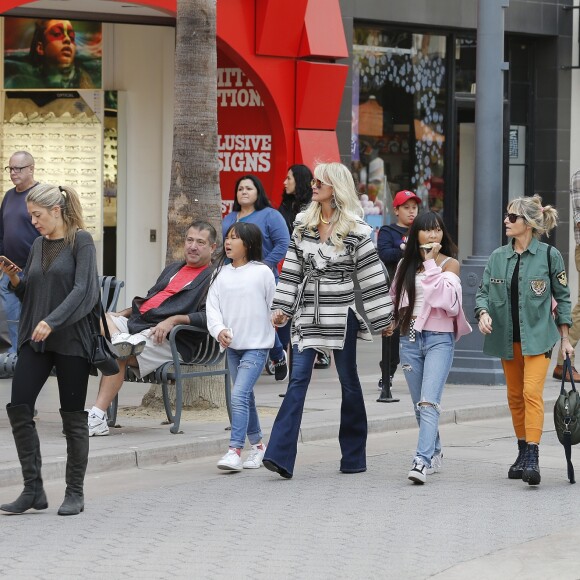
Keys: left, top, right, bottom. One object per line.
{"left": 0, "top": 273, "right": 20, "bottom": 353}
{"left": 227, "top": 348, "right": 269, "bottom": 449}
{"left": 400, "top": 330, "right": 454, "bottom": 466}
{"left": 264, "top": 310, "right": 367, "bottom": 475}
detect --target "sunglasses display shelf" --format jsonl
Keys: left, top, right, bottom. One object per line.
{"left": 1, "top": 110, "right": 103, "bottom": 241}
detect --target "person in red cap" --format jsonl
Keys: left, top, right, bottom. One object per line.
{"left": 377, "top": 190, "right": 421, "bottom": 390}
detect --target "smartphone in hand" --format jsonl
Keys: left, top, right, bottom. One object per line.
{"left": 0, "top": 256, "right": 22, "bottom": 272}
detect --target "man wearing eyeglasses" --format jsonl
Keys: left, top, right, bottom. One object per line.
{"left": 0, "top": 151, "right": 40, "bottom": 354}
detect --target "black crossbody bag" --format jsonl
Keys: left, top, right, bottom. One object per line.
{"left": 87, "top": 303, "right": 119, "bottom": 376}
{"left": 554, "top": 355, "right": 580, "bottom": 484}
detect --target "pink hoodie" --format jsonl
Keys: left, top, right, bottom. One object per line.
{"left": 390, "top": 258, "right": 472, "bottom": 341}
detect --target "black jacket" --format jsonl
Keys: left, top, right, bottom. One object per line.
{"left": 127, "top": 261, "right": 213, "bottom": 361}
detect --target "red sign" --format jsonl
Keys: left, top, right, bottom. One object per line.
{"left": 217, "top": 53, "right": 276, "bottom": 215}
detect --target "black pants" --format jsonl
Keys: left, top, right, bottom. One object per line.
{"left": 380, "top": 328, "right": 400, "bottom": 378}
{"left": 11, "top": 343, "right": 90, "bottom": 412}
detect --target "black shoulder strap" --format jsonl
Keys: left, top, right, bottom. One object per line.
{"left": 546, "top": 242, "right": 552, "bottom": 277}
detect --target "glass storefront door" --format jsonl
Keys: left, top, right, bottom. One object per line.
{"left": 352, "top": 26, "right": 447, "bottom": 229}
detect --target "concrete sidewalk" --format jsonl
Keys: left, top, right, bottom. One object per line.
{"left": 0, "top": 339, "right": 565, "bottom": 487}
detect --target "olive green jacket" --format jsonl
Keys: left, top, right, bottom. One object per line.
{"left": 475, "top": 238, "right": 572, "bottom": 359}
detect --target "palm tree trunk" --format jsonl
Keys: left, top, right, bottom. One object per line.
{"left": 142, "top": 0, "right": 226, "bottom": 411}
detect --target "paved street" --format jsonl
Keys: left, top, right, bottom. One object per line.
{"left": 1, "top": 413, "right": 579, "bottom": 579}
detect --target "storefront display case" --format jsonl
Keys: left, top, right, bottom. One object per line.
{"left": 0, "top": 90, "right": 103, "bottom": 240}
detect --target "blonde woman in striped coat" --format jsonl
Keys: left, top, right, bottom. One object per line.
{"left": 263, "top": 162, "right": 394, "bottom": 479}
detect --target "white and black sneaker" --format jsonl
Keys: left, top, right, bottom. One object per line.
{"left": 408, "top": 458, "right": 427, "bottom": 484}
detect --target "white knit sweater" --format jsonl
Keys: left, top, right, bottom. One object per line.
{"left": 206, "top": 261, "right": 276, "bottom": 350}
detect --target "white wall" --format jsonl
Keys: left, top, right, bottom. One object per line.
{"left": 103, "top": 23, "right": 175, "bottom": 306}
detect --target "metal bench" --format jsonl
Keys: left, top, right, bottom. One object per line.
{"left": 103, "top": 315, "right": 231, "bottom": 434}
{"left": 100, "top": 275, "right": 124, "bottom": 313}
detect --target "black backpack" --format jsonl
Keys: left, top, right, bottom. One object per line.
{"left": 553, "top": 355, "right": 580, "bottom": 484}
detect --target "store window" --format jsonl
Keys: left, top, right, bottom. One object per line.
{"left": 352, "top": 26, "right": 447, "bottom": 230}
{"left": 455, "top": 36, "right": 476, "bottom": 94}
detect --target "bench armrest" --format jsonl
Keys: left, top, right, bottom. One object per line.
{"left": 167, "top": 324, "right": 216, "bottom": 366}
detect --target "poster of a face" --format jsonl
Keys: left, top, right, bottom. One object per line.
{"left": 4, "top": 18, "right": 102, "bottom": 89}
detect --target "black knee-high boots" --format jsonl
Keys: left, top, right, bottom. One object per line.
{"left": 0, "top": 404, "right": 48, "bottom": 513}
{"left": 58, "top": 409, "right": 89, "bottom": 516}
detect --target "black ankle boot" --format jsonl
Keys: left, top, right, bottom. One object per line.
{"left": 508, "top": 439, "right": 527, "bottom": 480}
{"left": 58, "top": 410, "right": 89, "bottom": 516}
{"left": 0, "top": 404, "right": 48, "bottom": 514}
{"left": 522, "top": 443, "right": 541, "bottom": 486}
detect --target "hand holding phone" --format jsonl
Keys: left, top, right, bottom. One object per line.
{"left": 0, "top": 256, "right": 22, "bottom": 273}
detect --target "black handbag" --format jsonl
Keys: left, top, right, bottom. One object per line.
{"left": 88, "top": 303, "right": 120, "bottom": 376}
{"left": 553, "top": 355, "right": 580, "bottom": 484}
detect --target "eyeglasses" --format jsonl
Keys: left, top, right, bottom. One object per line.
{"left": 4, "top": 165, "right": 32, "bottom": 173}
{"left": 504, "top": 212, "right": 525, "bottom": 223}
{"left": 311, "top": 178, "right": 331, "bottom": 189}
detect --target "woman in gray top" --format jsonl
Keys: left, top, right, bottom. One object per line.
{"left": 0, "top": 183, "right": 99, "bottom": 516}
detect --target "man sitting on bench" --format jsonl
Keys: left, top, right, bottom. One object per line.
{"left": 87, "top": 220, "right": 217, "bottom": 436}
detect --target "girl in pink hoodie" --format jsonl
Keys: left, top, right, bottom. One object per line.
{"left": 386, "top": 212, "right": 471, "bottom": 484}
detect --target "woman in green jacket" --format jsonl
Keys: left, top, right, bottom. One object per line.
{"left": 475, "top": 195, "right": 573, "bottom": 486}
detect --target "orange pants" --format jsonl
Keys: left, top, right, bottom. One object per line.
{"left": 501, "top": 342, "right": 550, "bottom": 444}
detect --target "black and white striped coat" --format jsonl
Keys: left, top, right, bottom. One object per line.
{"left": 273, "top": 216, "right": 394, "bottom": 352}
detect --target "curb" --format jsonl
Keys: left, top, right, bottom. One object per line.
{"left": 0, "top": 398, "right": 557, "bottom": 488}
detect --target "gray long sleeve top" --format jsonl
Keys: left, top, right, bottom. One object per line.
{"left": 14, "top": 229, "right": 100, "bottom": 358}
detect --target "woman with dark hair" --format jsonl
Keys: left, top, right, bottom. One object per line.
{"left": 207, "top": 222, "right": 276, "bottom": 471}
{"left": 222, "top": 175, "right": 290, "bottom": 381}
{"left": 0, "top": 183, "right": 100, "bottom": 516}
{"left": 279, "top": 164, "right": 313, "bottom": 232}
{"left": 386, "top": 211, "right": 471, "bottom": 485}
{"left": 476, "top": 195, "right": 572, "bottom": 486}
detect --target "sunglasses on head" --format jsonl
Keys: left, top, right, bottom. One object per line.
{"left": 504, "top": 212, "right": 525, "bottom": 223}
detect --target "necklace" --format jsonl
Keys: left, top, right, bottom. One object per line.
{"left": 320, "top": 216, "right": 331, "bottom": 224}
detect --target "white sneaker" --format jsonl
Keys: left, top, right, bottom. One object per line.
{"left": 426, "top": 453, "right": 443, "bottom": 475}
{"left": 408, "top": 458, "right": 427, "bottom": 484}
{"left": 88, "top": 412, "right": 109, "bottom": 437}
{"left": 243, "top": 445, "right": 266, "bottom": 469}
{"left": 217, "top": 449, "right": 243, "bottom": 471}
{"left": 112, "top": 333, "right": 146, "bottom": 358}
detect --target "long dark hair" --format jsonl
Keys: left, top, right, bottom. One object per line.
{"left": 210, "top": 222, "right": 264, "bottom": 285}
{"left": 393, "top": 211, "right": 458, "bottom": 333}
{"left": 232, "top": 174, "right": 272, "bottom": 212}
{"left": 281, "top": 164, "right": 313, "bottom": 219}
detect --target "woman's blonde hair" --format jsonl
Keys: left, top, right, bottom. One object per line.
{"left": 508, "top": 194, "right": 558, "bottom": 239}
{"left": 26, "top": 183, "right": 85, "bottom": 246}
{"left": 295, "top": 162, "right": 363, "bottom": 250}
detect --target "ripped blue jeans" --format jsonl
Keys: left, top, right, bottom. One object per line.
{"left": 400, "top": 330, "right": 454, "bottom": 466}
{"left": 227, "top": 348, "right": 269, "bottom": 449}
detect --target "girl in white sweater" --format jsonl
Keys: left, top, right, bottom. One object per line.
{"left": 206, "top": 222, "right": 276, "bottom": 471}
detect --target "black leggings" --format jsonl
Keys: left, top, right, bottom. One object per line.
{"left": 11, "top": 343, "right": 91, "bottom": 412}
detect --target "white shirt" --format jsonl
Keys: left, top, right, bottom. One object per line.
{"left": 412, "top": 272, "right": 426, "bottom": 317}
{"left": 206, "top": 261, "right": 276, "bottom": 350}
